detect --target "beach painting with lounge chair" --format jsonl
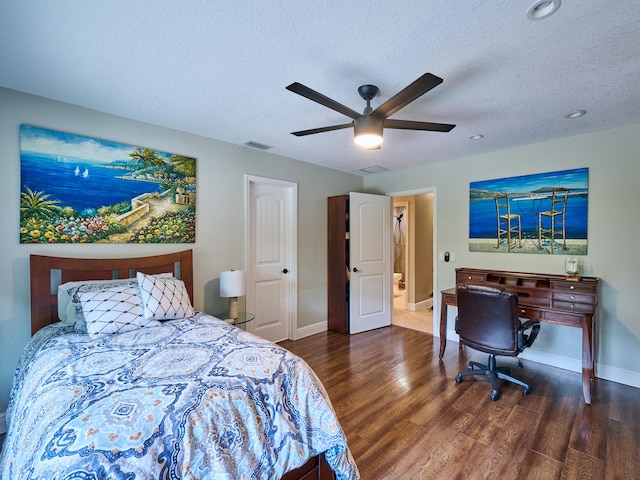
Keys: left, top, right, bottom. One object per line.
{"left": 19, "top": 125, "right": 196, "bottom": 244}
{"left": 469, "top": 168, "right": 588, "bottom": 255}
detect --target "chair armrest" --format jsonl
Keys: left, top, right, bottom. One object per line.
{"left": 518, "top": 320, "right": 541, "bottom": 349}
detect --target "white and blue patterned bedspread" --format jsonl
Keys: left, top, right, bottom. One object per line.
{"left": 0, "top": 313, "right": 359, "bottom": 480}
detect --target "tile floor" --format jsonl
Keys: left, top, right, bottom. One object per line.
{"left": 391, "top": 286, "right": 434, "bottom": 334}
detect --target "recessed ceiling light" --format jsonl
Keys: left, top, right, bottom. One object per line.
{"left": 566, "top": 110, "right": 586, "bottom": 119}
{"left": 527, "top": 0, "right": 561, "bottom": 20}
{"left": 469, "top": 134, "right": 484, "bottom": 140}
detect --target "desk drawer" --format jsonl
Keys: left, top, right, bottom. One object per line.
{"left": 552, "top": 300, "right": 595, "bottom": 315}
{"left": 457, "top": 272, "right": 487, "bottom": 284}
{"left": 551, "top": 281, "right": 597, "bottom": 294}
{"left": 516, "top": 307, "right": 542, "bottom": 320}
{"left": 511, "top": 288, "right": 551, "bottom": 308}
{"left": 543, "top": 310, "right": 584, "bottom": 327}
{"left": 553, "top": 292, "right": 595, "bottom": 305}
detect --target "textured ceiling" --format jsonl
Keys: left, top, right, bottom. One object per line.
{"left": 1, "top": 1, "right": 640, "bottom": 175}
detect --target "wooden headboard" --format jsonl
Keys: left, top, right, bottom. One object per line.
{"left": 30, "top": 249, "right": 194, "bottom": 335}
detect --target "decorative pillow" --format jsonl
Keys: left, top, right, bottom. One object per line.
{"left": 137, "top": 271, "right": 195, "bottom": 320}
{"left": 58, "top": 274, "right": 172, "bottom": 333}
{"left": 79, "top": 285, "right": 161, "bottom": 338}
{"left": 59, "top": 278, "right": 139, "bottom": 333}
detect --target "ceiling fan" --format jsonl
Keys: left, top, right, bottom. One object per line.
{"left": 286, "top": 72, "right": 456, "bottom": 149}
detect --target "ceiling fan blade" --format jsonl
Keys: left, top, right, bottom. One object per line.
{"left": 383, "top": 118, "right": 456, "bottom": 132}
{"left": 286, "top": 82, "right": 361, "bottom": 119}
{"left": 373, "top": 73, "right": 444, "bottom": 118}
{"left": 291, "top": 123, "right": 353, "bottom": 137}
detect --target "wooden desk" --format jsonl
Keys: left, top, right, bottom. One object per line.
{"left": 439, "top": 268, "right": 599, "bottom": 404}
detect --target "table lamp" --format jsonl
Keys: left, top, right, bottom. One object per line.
{"left": 220, "top": 269, "right": 245, "bottom": 319}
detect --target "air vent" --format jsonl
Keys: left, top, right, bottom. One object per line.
{"left": 243, "top": 141, "right": 272, "bottom": 151}
{"left": 359, "top": 165, "right": 388, "bottom": 174}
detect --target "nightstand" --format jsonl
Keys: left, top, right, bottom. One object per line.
{"left": 214, "top": 312, "right": 255, "bottom": 326}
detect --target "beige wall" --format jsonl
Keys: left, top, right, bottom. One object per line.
{"left": 365, "top": 123, "right": 640, "bottom": 387}
{"left": 415, "top": 193, "right": 433, "bottom": 303}
{"left": 0, "top": 87, "right": 364, "bottom": 412}
{"left": 393, "top": 193, "right": 434, "bottom": 307}
{"left": 3, "top": 84, "right": 639, "bottom": 415}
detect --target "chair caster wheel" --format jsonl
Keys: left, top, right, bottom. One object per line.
{"left": 455, "top": 375, "right": 463, "bottom": 384}
{"left": 489, "top": 391, "right": 499, "bottom": 401}
{"left": 523, "top": 387, "right": 531, "bottom": 395}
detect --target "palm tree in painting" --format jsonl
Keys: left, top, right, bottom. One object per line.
{"left": 129, "top": 147, "right": 165, "bottom": 169}
{"left": 20, "top": 187, "right": 60, "bottom": 218}
{"left": 170, "top": 155, "right": 196, "bottom": 177}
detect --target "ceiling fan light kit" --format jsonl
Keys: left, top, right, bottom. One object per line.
{"left": 286, "top": 72, "right": 456, "bottom": 150}
{"left": 354, "top": 115, "right": 383, "bottom": 147}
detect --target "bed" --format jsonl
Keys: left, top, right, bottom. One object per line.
{"left": 0, "top": 250, "right": 358, "bottom": 480}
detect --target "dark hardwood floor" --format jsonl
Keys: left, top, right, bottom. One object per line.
{"left": 280, "top": 326, "right": 640, "bottom": 480}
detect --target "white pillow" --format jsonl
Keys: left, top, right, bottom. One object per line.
{"left": 59, "top": 278, "right": 140, "bottom": 332}
{"left": 79, "top": 285, "right": 162, "bottom": 338}
{"left": 58, "top": 274, "right": 173, "bottom": 332}
{"left": 137, "top": 272, "right": 195, "bottom": 320}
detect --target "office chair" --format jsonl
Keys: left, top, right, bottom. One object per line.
{"left": 538, "top": 187, "right": 569, "bottom": 253}
{"left": 495, "top": 195, "right": 521, "bottom": 252}
{"left": 454, "top": 284, "right": 540, "bottom": 401}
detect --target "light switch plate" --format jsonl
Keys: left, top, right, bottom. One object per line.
{"left": 439, "top": 251, "right": 456, "bottom": 262}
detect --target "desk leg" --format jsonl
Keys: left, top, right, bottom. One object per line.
{"left": 439, "top": 301, "right": 447, "bottom": 359}
{"left": 581, "top": 315, "right": 594, "bottom": 404}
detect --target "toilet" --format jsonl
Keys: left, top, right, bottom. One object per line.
{"left": 393, "top": 273, "right": 402, "bottom": 288}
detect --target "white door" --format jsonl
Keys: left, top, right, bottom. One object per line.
{"left": 246, "top": 176, "right": 297, "bottom": 342}
{"left": 349, "top": 192, "right": 392, "bottom": 334}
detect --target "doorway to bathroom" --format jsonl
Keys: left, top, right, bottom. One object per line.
{"left": 390, "top": 190, "right": 435, "bottom": 335}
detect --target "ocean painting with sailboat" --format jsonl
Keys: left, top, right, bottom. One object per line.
{"left": 469, "top": 168, "right": 588, "bottom": 255}
{"left": 20, "top": 125, "right": 196, "bottom": 244}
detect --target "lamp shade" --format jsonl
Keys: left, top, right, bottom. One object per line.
{"left": 220, "top": 270, "right": 246, "bottom": 297}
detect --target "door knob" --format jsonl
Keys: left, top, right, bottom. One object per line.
{"left": 352, "top": 267, "right": 358, "bottom": 272}
{"left": 282, "top": 268, "right": 289, "bottom": 274}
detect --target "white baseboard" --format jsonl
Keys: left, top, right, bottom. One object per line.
{"left": 446, "top": 329, "right": 640, "bottom": 389}
{"left": 596, "top": 363, "right": 640, "bottom": 389}
{"left": 517, "top": 350, "right": 640, "bottom": 388}
{"left": 518, "top": 349, "right": 581, "bottom": 373}
{"left": 408, "top": 298, "right": 434, "bottom": 312}
{"left": 0, "top": 411, "right": 6, "bottom": 435}
{"left": 293, "top": 320, "right": 328, "bottom": 340}
{"left": 293, "top": 324, "right": 640, "bottom": 390}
